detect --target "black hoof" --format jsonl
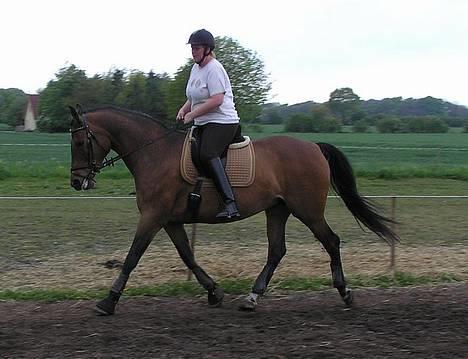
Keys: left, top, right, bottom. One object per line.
{"left": 95, "top": 296, "right": 117, "bottom": 316}
{"left": 342, "top": 289, "right": 353, "bottom": 307}
{"left": 208, "top": 286, "right": 224, "bottom": 307}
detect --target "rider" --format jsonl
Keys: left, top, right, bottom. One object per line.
{"left": 176, "top": 29, "right": 240, "bottom": 219}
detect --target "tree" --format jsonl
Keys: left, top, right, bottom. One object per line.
{"left": 404, "top": 116, "right": 448, "bottom": 133}
{"left": 115, "top": 71, "right": 148, "bottom": 110}
{"left": 328, "top": 87, "right": 361, "bottom": 125}
{"left": 352, "top": 119, "right": 369, "bottom": 133}
{"left": 0, "top": 88, "right": 27, "bottom": 127}
{"left": 284, "top": 105, "right": 341, "bottom": 133}
{"left": 169, "top": 36, "right": 271, "bottom": 122}
{"left": 284, "top": 113, "right": 314, "bottom": 132}
{"left": 38, "top": 64, "right": 87, "bottom": 132}
{"left": 376, "top": 117, "right": 402, "bottom": 133}
{"left": 144, "top": 70, "right": 170, "bottom": 121}
{"left": 166, "top": 63, "right": 192, "bottom": 120}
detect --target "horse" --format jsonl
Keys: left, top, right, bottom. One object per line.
{"left": 69, "top": 105, "right": 398, "bottom": 316}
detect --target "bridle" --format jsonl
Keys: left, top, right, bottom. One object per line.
{"left": 70, "top": 112, "right": 109, "bottom": 185}
{"left": 70, "top": 110, "right": 181, "bottom": 185}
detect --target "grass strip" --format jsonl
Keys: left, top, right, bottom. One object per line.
{"left": 0, "top": 272, "right": 463, "bottom": 302}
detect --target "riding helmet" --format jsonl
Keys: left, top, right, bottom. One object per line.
{"left": 188, "top": 29, "right": 215, "bottom": 50}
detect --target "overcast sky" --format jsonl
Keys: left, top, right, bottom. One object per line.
{"left": 1, "top": 0, "right": 467, "bottom": 107}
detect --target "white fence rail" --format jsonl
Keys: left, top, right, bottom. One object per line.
{"left": 1, "top": 195, "right": 467, "bottom": 279}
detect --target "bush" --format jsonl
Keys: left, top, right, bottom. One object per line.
{"left": 284, "top": 114, "right": 314, "bottom": 132}
{"left": 464, "top": 121, "right": 468, "bottom": 133}
{"left": 245, "top": 124, "right": 263, "bottom": 133}
{"left": 0, "top": 123, "right": 13, "bottom": 131}
{"left": 37, "top": 116, "right": 69, "bottom": 133}
{"left": 352, "top": 119, "right": 369, "bottom": 133}
{"left": 376, "top": 118, "right": 402, "bottom": 133}
{"left": 405, "top": 117, "right": 448, "bottom": 133}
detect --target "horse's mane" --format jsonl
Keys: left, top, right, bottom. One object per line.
{"left": 84, "top": 105, "right": 171, "bottom": 129}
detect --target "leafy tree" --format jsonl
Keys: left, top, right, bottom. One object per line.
{"left": 215, "top": 37, "right": 271, "bottom": 121}
{"left": 145, "top": 70, "right": 170, "bottom": 121}
{"left": 169, "top": 36, "right": 271, "bottom": 122}
{"left": 262, "top": 108, "right": 283, "bottom": 124}
{"left": 39, "top": 64, "right": 87, "bottom": 132}
{"left": 166, "top": 63, "right": 192, "bottom": 120}
{"left": 328, "top": 87, "right": 361, "bottom": 124}
{"left": 376, "top": 117, "right": 402, "bottom": 133}
{"left": 284, "top": 105, "right": 340, "bottom": 133}
{"left": 0, "top": 88, "right": 27, "bottom": 127}
{"left": 464, "top": 121, "right": 468, "bottom": 133}
{"left": 404, "top": 116, "right": 448, "bottom": 133}
{"left": 115, "top": 71, "right": 148, "bottom": 110}
{"left": 310, "top": 104, "right": 341, "bottom": 132}
{"left": 352, "top": 119, "right": 369, "bottom": 133}
{"left": 284, "top": 113, "right": 314, "bottom": 132}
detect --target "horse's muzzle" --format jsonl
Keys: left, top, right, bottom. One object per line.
{"left": 71, "top": 175, "right": 96, "bottom": 191}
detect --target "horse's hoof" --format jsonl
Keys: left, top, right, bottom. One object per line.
{"left": 342, "top": 289, "right": 353, "bottom": 307}
{"left": 208, "top": 287, "right": 224, "bottom": 307}
{"left": 238, "top": 297, "right": 257, "bottom": 312}
{"left": 95, "top": 297, "right": 116, "bottom": 316}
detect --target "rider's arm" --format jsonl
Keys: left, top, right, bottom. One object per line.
{"left": 183, "top": 93, "right": 224, "bottom": 124}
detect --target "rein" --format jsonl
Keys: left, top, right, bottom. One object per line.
{"left": 70, "top": 112, "right": 182, "bottom": 180}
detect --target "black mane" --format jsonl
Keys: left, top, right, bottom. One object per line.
{"left": 84, "top": 105, "right": 171, "bottom": 129}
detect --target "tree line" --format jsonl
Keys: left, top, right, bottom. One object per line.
{"left": 261, "top": 88, "right": 468, "bottom": 133}
{"left": 0, "top": 36, "right": 271, "bottom": 132}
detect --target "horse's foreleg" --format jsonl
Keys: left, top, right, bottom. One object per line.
{"left": 164, "top": 223, "right": 224, "bottom": 307}
{"left": 309, "top": 219, "right": 353, "bottom": 307}
{"left": 95, "top": 214, "right": 162, "bottom": 316}
{"left": 239, "top": 204, "right": 290, "bottom": 311}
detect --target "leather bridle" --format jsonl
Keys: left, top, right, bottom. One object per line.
{"left": 70, "top": 110, "right": 182, "bottom": 186}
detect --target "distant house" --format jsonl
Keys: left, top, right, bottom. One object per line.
{"left": 18, "top": 94, "right": 39, "bottom": 131}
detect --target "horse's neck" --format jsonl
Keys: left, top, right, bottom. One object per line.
{"left": 92, "top": 111, "right": 173, "bottom": 173}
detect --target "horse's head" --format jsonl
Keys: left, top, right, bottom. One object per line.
{"left": 69, "top": 105, "right": 110, "bottom": 191}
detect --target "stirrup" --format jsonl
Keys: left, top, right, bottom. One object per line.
{"left": 216, "top": 201, "right": 240, "bottom": 219}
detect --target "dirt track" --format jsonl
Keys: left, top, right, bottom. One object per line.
{"left": 1, "top": 283, "right": 467, "bottom": 358}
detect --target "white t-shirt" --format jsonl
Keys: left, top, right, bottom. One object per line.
{"left": 186, "top": 58, "right": 240, "bottom": 126}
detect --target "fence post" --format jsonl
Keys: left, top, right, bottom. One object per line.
{"left": 187, "top": 223, "right": 197, "bottom": 281}
{"left": 390, "top": 196, "right": 396, "bottom": 276}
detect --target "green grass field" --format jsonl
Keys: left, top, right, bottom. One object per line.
{"left": 1, "top": 127, "right": 467, "bottom": 180}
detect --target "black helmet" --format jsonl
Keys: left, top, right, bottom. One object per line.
{"left": 188, "top": 29, "right": 215, "bottom": 50}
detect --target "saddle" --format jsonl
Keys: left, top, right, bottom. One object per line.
{"left": 180, "top": 128, "right": 255, "bottom": 187}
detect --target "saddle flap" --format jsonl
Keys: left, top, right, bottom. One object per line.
{"left": 180, "top": 131, "right": 255, "bottom": 187}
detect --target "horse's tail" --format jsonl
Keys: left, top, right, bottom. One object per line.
{"left": 317, "top": 142, "right": 399, "bottom": 243}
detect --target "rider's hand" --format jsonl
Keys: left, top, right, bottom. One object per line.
{"left": 183, "top": 112, "right": 195, "bottom": 124}
{"left": 176, "top": 109, "right": 185, "bottom": 122}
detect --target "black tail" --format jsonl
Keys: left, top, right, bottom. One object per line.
{"left": 317, "top": 142, "right": 399, "bottom": 243}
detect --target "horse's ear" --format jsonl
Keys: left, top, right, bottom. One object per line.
{"left": 76, "top": 104, "right": 84, "bottom": 116}
{"left": 69, "top": 105, "right": 80, "bottom": 122}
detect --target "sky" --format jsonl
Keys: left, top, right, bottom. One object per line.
{"left": 1, "top": 0, "right": 467, "bottom": 107}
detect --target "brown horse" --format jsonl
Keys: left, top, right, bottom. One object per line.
{"left": 69, "top": 105, "right": 398, "bottom": 316}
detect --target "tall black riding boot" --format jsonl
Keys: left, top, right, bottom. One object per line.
{"left": 208, "top": 158, "right": 240, "bottom": 219}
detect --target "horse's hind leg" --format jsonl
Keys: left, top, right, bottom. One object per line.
{"left": 164, "top": 223, "right": 224, "bottom": 307}
{"left": 239, "top": 203, "right": 290, "bottom": 311}
{"left": 305, "top": 218, "right": 353, "bottom": 306}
